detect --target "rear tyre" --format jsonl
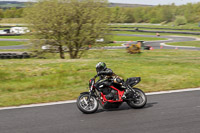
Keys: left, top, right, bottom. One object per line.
{"left": 77, "top": 93, "right": 99, "bottom": 114}
{"left": 126, "top": 88, "right": 147, "bottom": 109}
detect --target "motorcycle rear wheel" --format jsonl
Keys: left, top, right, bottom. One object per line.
{"left": 126, "top": 88, "right": 147, "bottom": 109}
{"left": 77, "top": 93, "right": 99, "bottom": 114}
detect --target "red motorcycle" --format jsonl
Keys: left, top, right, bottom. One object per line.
{"left": 77, "top": 75, "right": 147, "bottom": 114}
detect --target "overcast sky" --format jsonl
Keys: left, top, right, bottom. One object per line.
{"left": 1, "top": 0, "right": 200, "bottom": 5}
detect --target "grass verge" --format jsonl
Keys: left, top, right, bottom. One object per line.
{"left": 0, "top": 49, "right": 200, "bottom": 107}
{"left": 110, "top": 23, "right": 200, "bottom": 30}
{"left": 0, "top": 41, "right": 27, "bottom": 46}
{"left": 0, "top": 49, "right": 30, "bottom": 52}
{"left": 112, "top": 31, "right": 200, "bottom": 38}
{"left": 0, "top": 18, "right": 25, "bottom": 24}
{"left": 166, "top": 41, "right": 200, "bottom": 47}
{"left": 0, "top": 35, "right": 30, "bottom": 39}
{"left": 112, "top": 35, "right": 166, "bottom": 41}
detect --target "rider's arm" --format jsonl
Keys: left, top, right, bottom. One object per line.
{"left": 98, "top": 68, "right": 113, "bottom": 76}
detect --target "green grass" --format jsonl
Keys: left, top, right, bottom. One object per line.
{"left": 104, "top": 43, "right": 123, "bottom": 46}
{"left": 166, "top": 41, "right": 200, "bottom": 47}
{"left": 0, "top": 49, "right": 30, "bottom": 52}
{"left": 110, "top": 23, "right": 200, "bottom": 30}
{"left": 0, "top": 35, "right": 30, "bottom": 39}
{"left": 0, "top": 28, "right": 8, "bottom": 30}
{"left": 0, "top": 18, "right": 25, "bottom": 24}
{"left": 0, "top": 34, "right": 165, "bottom": 41}
{"left": 0, "top": 49, "right": 200, "bottom": 107}
{"left": 0, "top": 33, "right": 165, "bottom": 41}
{"left": 94, "top": 43, "right": 123, "bottom": 47}
{"left": 112, "top": 31, "right": 200, "bottom": 38}
{"left": 112, "top": 35, "right": 166, "bottom": 41}
{"left": 112, "top": 27, "right": 200, "bottom": 33}
{"left": 0, "top": 41, "right": 27, "bottom": 46}
{"left": 112, "top": 31, "right": 156, "bottom": 35}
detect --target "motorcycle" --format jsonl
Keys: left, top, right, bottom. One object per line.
{"left": 77, "top": 75, "right": 147, "bottom": 114}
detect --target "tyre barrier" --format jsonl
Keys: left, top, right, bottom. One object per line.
{"left": 0, "top": 52, "right": 30, "bottom": 59}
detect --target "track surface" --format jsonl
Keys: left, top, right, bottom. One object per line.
{"left": 0, "top": 35, "right": 200, "bottom": 50}
{"left": 109, "top": 34, "right": 200, "bottom": 50}
{"left": 1, "top": 90, "right": 200, "bottom": 133}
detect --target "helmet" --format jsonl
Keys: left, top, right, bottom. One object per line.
{"left": 96, "top": 62, "right": 106, "bottom": 73}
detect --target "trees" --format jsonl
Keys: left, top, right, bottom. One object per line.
{"left": 24, "top": 0, "right": 110, "bottom": 59}
{"left": 4, "top": 7, "right": 17, "bottom": 18}
{"left": 0, "top": 9, "right": 3, "bottom": 20}
{"left": 110, "top": 7, "right": 127, "bottom": 23}
{"left": 108, "top": 2, "right": 200, "bottom": 24}
{"left": 2, "top": 8, "right": 24, "bottom": 18}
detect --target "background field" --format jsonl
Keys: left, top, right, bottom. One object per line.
{"left": 0, "top": 21, "right": 200, "bottom": 107}
{"left": 0, "top": 41, "right": 26, "bottom": 46}
{"left": 0, "top": 49, "right": 199, "bottom": 107}
{"left": 112, "top": 35, "right": 166, "bottom": 41}
{"left": 0, "top": 34, "right": 165, "bottom": 47}
{"left": 0, "top": 35, "right": 30, "bottom": 39}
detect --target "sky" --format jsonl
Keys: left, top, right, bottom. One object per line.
{"left": 1, "top": 0, "right": 200, "bottom": 5}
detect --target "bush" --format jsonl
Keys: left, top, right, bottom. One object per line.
{"left": 150, "top": 18, "right": 161, "bottom": 23}
{"left": 174, "top": 16, "right": 187, "bottom": 26}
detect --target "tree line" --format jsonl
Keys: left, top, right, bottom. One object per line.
{"left": 112, "top": 3, "right": 200, "bottom": 25}
{"left": 0, "top": 8, "right": 23, "bottom": 18}
{"left": 1, "top": 2, "right": 200, "bottom": 24}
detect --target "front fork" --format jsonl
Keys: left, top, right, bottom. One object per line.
{"left": 126, "top": 84, "right": 136, "bottom": 93}
{"left": 88, "top": 91, "right": 92, "bottom": 102}
{"left": 88, "top": 88, "right": 98, "bottom": 103}
{"left": 125, "top": 85, "right": 141, "bottom": 100}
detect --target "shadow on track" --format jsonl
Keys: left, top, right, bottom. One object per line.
{"left": 94, "top": 102, "right": 158, "bottom": 114}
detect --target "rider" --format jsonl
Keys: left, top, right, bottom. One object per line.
{"left": 95, "top": 62, "right": 127, "bottom": 98}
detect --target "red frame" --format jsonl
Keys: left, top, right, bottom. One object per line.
{"left": 100, "top": 86, "right": 124, "bottom": 103}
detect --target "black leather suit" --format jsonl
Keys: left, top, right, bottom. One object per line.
{"left": 97, "top": 68, "right": 124, "bottom": 89}
{"left": 98, "top": 68, "right": 113, "bottom": 80}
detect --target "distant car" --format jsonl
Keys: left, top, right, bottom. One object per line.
{"left": 0, "top": 30, "right": 8, "bottom": 34}
{"left": 41, "top": 45, "right": 68, "bottom": 51}
{"left": 3, "top": 29, "right": 10, "bottom": 33}
{"left": 96, "top": 38, "right": 104, "bottom": 42}
{"left": 10, "top": 27, "right": 30, "bottom": 34}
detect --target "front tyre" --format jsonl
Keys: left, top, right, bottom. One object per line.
{"left": 77, "top": 93, "right": 99, "bottom": 114}
{"left": 126, "top": 88, "right": 147, "bottom": 109}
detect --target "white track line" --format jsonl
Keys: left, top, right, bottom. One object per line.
{"left": 0, "top": 88, "right": 200, "bottom": 111}
{"left": 0, "top": 100, "right": 76, "bottom": 111}
{"left": 160, "top": 43, "right": 196, "bottom": 48}
{"left": 146, "top": 87, "right": 200, "bottom": 95}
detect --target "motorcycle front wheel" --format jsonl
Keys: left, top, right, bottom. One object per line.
{"left": 126, "top": 88, "right": 147, "bottom": 109}
{"left": 77, "top": 93, "right": 99, "bottom": 114}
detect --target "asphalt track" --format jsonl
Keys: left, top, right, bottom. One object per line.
{"left": 108, "top": 34, "right": 200, "bottom": 50}
{"left": 0, "top": 89, "right": 200, "bottom": 133}
{"left": 0, "top": 35, "right": 200, "bottom": 50}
